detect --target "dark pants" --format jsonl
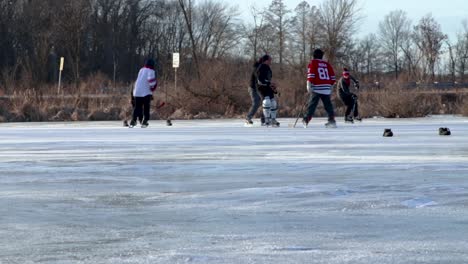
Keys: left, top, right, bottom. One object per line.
{"left": 131, "top": 95, "right": 143, "bottom": 123}
{"left": 246, "top": 87, "right": 265, "bottom": 122}
{"left": 340, "top": 93, "right": 359, "bottom": 117}
{"left": 132, "top": 95, "right": 152, "bottom": 124}
{"left": 304, "top": 92, "right": 335, "bottom": 121}
{"left": 246, "top": 87, "right": 261, "bottom": 120}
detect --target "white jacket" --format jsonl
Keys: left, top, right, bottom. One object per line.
{"left": 133, "top": 67, "right": 157, "bottom": 97}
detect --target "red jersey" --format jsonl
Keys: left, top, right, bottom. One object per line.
{"left": 307, "top": 59, "right": 336, "bottom": 95}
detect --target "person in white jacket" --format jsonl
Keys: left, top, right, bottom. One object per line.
{"left": 130, "top": 58, "right": 157, "bottom": 128}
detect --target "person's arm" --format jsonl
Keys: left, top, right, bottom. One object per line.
{"left": 306, "top": 62, "right": 315, "bottom": 93}
{"left": 329, "top": 64, "right": 336, "bottom": 86}
{"left": 148, "top": 70, "right": 157, "bottom": 92}
{"left": 351, "top": 75, "right": 359, "bottom": 90}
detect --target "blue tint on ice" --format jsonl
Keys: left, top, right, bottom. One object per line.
{"left": 1, "top": 117, "right": 468, "bottom": 263}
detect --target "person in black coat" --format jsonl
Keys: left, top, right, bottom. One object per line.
{"left": 245, "top": 55, "right": 279, "bottom": 126}
{"left": 337, "top": 68, "right": 361, "bottom": 123}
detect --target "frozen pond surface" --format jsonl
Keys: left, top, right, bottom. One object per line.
{"left": 1, "top": 116, "right": 468, "bottom": 263}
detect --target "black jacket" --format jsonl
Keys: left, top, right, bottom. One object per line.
{"left": 250, "top": 63, "right": 272, "bottom": 89}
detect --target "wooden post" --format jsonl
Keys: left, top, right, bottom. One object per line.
{"left": 57, "top": 57, "right": 64, "bottom": 94}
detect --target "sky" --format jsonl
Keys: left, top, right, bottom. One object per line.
{"left": 229, "top": 0, "right": 467, "bottom": 40}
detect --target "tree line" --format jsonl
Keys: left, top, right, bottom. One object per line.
{"left": 1, "top": 0, "right": 468, "bottom": 93}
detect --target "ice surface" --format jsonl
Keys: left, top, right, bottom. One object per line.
{"left": 1, "top": 116, "right": 468, "bottom": 263}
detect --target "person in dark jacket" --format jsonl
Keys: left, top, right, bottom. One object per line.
{"left": 245, "top": 54, "right": 279, "bottom": 127}
{"left": 337, "top": 68, "right": 361, "bottom": 123}
{"left": 245, "top": 56, "right": 266, "bottom": 126}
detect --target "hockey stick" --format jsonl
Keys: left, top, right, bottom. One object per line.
{"left": 156, "top": 101, "right": 166, "bottom": 109}
{"left": 288, "top": 98, "right": 308, "bottom": 128}
{"left": 351, "top": 96, "right": 357, "bottom": 116}
{"left": 123, "top": 101, "right": 166, "bottom": 127}
{"left": 153, "top": 101, "right": 173, "bottom": 126}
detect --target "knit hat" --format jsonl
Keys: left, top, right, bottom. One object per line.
{"left": 343, "top": 68, "right": 350, "bottom": 77}
{"left": 260, "top": 54, "right": 271, "bottom": 63}
{"left": 144, "top": 58, "right": 155, "bottom": 69}
{"left": 313, "top": 49, "right": 324, "bottom": 59}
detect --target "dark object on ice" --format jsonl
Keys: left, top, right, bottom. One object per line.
{"left": 383, "top": 128, "right": 393, "bottom": 137}
{"left": 123, "top": 120, "right": 129, "bottom": 127}
{"left": 166, "top": 119, "right": 172, "bottom": 126}
{"left": 439, "top": 127, "right": 451, "bottom": 136}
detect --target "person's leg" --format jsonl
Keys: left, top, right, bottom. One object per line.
{"left": 353, "top": 99, "right": 359, "bottom": 118}
{"left": 304, "top": 92, "right": 321, "bottom": 122}
{"left": 270, "top": 97, "right": 279, "bottom": 126}
{"left": 131, "top": 97, "right": 144, "bottom": 126}
{"left": 142, "top": 95, "right": 152, "bottom": 124}
{"left": 262, "top": 96, "right": 272, "bottom": 125}
{"left": 345, "top": 98, "right": 353, "bottom": 118}
{"left": 321, "top": 94, "right": 335, "bottom": 122}
{"left": 246, "top": 87, "right": 261, "bottom": 121}
{"left": 260, "top": 87, "right": 275, "bottom": 125}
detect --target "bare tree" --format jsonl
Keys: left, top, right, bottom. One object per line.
{"left": 446, "top": 38, "right": 457, "bottom": 84}
{"left": 292, "top": 1, "right": 310, "bottom": 66}
{"left": 413, "top": 14, "right": 447, "bottom": 81}
{"left": 193, "top": 1, "right": 241, "bottom": 59}
{"left": 266, "top": 0, "right": 291, "bottom": 74}
{"left": 455, "top": 20, "right": 468, "bottom": 82}
{"left": 56, "top": 0, "right": 91, "bottom": 83}
{"left": 178, "top": 0, "right": 200, "bottom": 79}
{"left": 318, "top": 0, "right": 361, "bottom": 66}
{"left": 244, "top": 5, "right": 266, "bottom": 60}
{"left": 378, "top": 10, "right": 411, "bottom": 79}
{"left": 360, "top": 34, "right": 381, "bottom": 76}
{"left": 399, "top": 29, "right": 424, "bottom": 81}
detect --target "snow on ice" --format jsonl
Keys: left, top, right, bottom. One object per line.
{"left": 1, "top": 116, "right": 468, "bottom": 263}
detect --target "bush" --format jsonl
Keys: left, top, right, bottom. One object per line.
{"left": 2, "top": 66, "right": 468, "bottom": 122}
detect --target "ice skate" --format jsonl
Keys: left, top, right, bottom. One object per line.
{"left": 325, "top": 119, "right": 337, "bottom": 128}
{"left": 345, "top": 116, "right": 354, "bottom": 123}
{"left": 302, "top": 117, "right": 311, "bottom": 128}
{"left": 141, "top": 121, "right": 149, "bottom": 128}
{"left": 245, "top": 118, "right": 254, "bottom": 127}
{"left": 271, "top": 119, "right": 280, "bottom": 127}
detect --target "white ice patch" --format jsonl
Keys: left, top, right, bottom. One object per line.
{"left": 401, "top": 197, "right": 437, "bottom": 208}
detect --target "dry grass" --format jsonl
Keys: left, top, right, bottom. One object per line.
{"left": 2, "top": 67, "right": 468, "bottom": 123}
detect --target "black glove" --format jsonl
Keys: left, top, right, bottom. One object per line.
{"left": 355, "top": 82, "right": 360, "bottom": 90}
{"left": 351, "top": 94, "right": 358, "bottom": 100}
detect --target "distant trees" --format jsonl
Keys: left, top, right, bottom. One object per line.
{"left": 413, "top": 14, "right": 447, "bottom": 81}
{"left": 266, "top": 0, "right": 290, "bottom": 74}
{"left": 291, "top": 1, "right": 320, "bottom": 67}
{"left": 1, "top": 0, "right": 468, "bottom": 92}
{"left": 454, "top": 20, "right": 468, "bottom": 82}
{"left": 318, "top": 0, "right": 361, "bottom": 66}
{"left": 378, "top": 10, "right": 411, "bottom": 79}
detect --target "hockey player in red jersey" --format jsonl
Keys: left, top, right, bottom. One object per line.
{"left": 302, "top": 49, "right": 337, "bottom": 128}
